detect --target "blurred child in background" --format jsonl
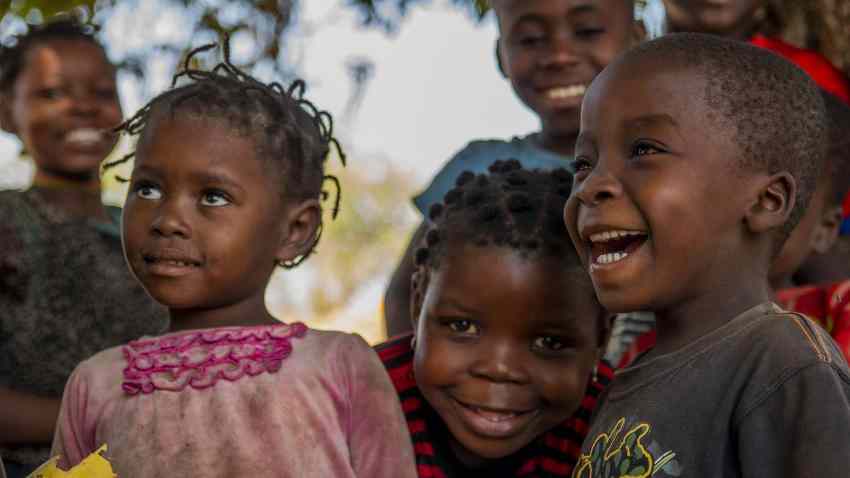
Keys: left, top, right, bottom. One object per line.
{"left": 0, "top": 19, "right": 167, "bottom": 477}
{"left": 771, "top": 91, "right": 850, "bottom": 363}
{"left": 384, "top": 0, "right": 644, "bottom": 336}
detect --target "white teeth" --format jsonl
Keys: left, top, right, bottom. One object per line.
{"left": 65, "top": 128, "right": 103, "bottom": 145}
{"left": 595, "top": 252, "right": 629, "bottom": 265}
{"left": 546, "top": 84, "right": 587, "bottom": 100}
{"left": 588, "top": 230, "right": 643, "bottom": 244}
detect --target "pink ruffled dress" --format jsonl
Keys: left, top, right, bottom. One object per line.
{"left": 50, "top": 323, "right": 417, "bottom": 477}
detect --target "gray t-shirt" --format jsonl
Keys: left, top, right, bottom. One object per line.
{"left": 574, "top": 302, "right": 850, "bottom": 478}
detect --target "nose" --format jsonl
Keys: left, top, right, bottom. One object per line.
{"left": 573, "top": 166, "right": 622, "bottom": 206}
{"left": 151, "top": 198, "right": 191, "bottom": 239}
{"left": 469, "top": 340, "right": 529, "bottom": 385}
{"left": 540, "top": 33, "right": 580, "bottom": 70}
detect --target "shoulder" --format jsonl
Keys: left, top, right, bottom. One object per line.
{"left": 67, "top": 344, "right": 127, "bottom": 394}
{"left": 743, "top": 309, "right": 842, "bottom": 366}
{"left": 413, "top": 136, "right": 570, "bottom": 215}
{"left": 298, "top": 328, "right": 379, "bottom": 375}
{"left": 735, "top": 309, "right": 850, "bottom": 411}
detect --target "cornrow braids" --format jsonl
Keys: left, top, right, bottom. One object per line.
{"left": 0, "top": 17, "right": 102, "bottom": 94}
{"left": 105, "top": 40, "right": 346, "bottom": 269}
{"left": 414, "top": 159, "right": 581, "bottom": 273}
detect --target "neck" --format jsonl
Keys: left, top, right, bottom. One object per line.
{"left": 33, "top": 170, "right": 101, "bottom": 193}
{"left": 665, "top": 19, "right": 759, "bottom": 43}
{"left": 651, "top": 272, "right": 772, "bottom": 357}
{"left": 537, "top": 129, "right": 577, "bottom": 158}
{"left": 168, "top": 294, "right": 278, "bottom": 332}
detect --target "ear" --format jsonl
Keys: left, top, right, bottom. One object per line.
{"left": 631, "top": 19, "right": 647, "bottom": 45}
{"left": 811, "top": 205, "right": 843, "bottom": 254}
{"left": 0, "top": 93, "right": 17, "bottom": 134}
{"left": 745, "top": 172, "right": 796, "bottom": 234}
{"left": 495, "top": 39, "right": 508, "bottom": 78}
{"left": 409, "top": 268, "right": 430, "bottom": 335}
{"left": 275, "top": 199, "right": 322, "bottom": 266}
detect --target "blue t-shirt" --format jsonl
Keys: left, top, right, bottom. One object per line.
{"left": 413, "top": 134, "right": 572, "bottom": 216}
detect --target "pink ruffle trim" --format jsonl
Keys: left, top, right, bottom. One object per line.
{"left": 121, "top": 322, "right": 308, "bottom": 395}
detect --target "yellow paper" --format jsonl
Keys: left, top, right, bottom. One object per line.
{"left": 28, "top": 445, "right": 116, "bottom": 478}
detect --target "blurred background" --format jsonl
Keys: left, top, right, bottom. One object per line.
{"left": 0, "top": 0, "right": 845, "bottom": 343}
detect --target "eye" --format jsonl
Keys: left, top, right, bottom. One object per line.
{"left": 575, "top": 28, "right": 605, "bottom": 39}
{"left": 37, "top": 88, "right": 63, "bottom": 100}
{"left": 631, "top": 141, "right": 663, "bottom": 158}
{"left": 200, "top": 190, "right": 231, "bottom": 207}
{"left": 532, "top": 335, "right": 570, "bottom": 353}
{"left": 132, "top": 181, "right": 162, "bottom": 200}
{"left": 95, "top": 87, "right": 117, "bottom": 99}
{"left": 447, "top": 319, "right": 480, "bottom": 336}
{"left": 519, "top": 34, "right": 545, "bottom": 47}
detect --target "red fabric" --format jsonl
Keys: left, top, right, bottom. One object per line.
{"left": 749, "top": 35, "right": 850, "bottom": 219}
{"left": 777, "top": 281, "right": 850, "bottom": 364}
{"left": 750, "top": 35, "right": 850, "bottom": 104}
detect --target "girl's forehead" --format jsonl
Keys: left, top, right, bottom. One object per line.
{"left": 20, "top": 38, "right": 113, "bottom": 80}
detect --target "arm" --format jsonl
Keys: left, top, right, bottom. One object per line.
{"left": 0, "top": 387, "right": 60, "bottom": 446}
{"left": 344, "top": 336, "right": 417, "bottom": 478}
{"left": 50, "top": 365, "right": 95, "bottom": 470}
{"left": 736, "top": 362, "right": 850, "bottom": 477}
{"left": 384, "top": 222, "right": 426, "bottom": 338}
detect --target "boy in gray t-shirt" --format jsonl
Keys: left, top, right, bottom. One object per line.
{"left": 564, "top": 33, "right": 850, "bottom": 477}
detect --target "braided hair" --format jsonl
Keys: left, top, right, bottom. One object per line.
{"left": 105, "top": 40, "right": 346, "bottom": 268}
{"left": 0, "top": 17, "right": 102, "bottom": 94}
{"left": 414, "top": 159, "right": 582, "bottom": 273}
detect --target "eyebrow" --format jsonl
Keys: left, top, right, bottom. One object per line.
{"left": 192, "top": 171, "right": 246, "bottom": 194}
{"left": 622, "top": 114, "right": 679, "bottom": 130}
{"left": 431, "top": 297, "right": 479, "bottom": 316}
{"left": 509, "top": 2, "right": 597, "bottom": 26}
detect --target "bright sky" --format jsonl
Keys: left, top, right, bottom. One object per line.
{"left": 0, "top": 0, "right": 665, "bottom": 188}
{"left": 0, "top": 0, "right": 541, "bottom": 190}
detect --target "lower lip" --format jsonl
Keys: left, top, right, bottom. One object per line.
{"left": 589, "top": 239, "right": 648, "bottom": 272}
{"left": 451, "top": 398, "right": 538, "bottom": 439}
{"left": 144, "top": 260, "right": 199, "bottom": 277}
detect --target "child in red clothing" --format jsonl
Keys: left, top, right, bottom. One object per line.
{"left": 377, "top": 161, "right": 612, "bottom": 477}
{"left": 771, "top": 91, "right": 850, "bottom": 362}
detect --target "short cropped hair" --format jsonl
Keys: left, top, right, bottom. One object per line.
{"left": 622, "top": 32, "right": 828, "bottom": 241}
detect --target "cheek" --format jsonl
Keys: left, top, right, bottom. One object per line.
{"left": 413, "top": 334, "right": 465, "bottom": 389}
{"left": 536, "top": 360, "right": 592, "bottom": 409}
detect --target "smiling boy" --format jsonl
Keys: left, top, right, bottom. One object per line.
{"left": 564, "top": 33, "right": 850, "bottom": 477}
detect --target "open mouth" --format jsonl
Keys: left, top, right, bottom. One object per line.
{"left": 588, "top": 230, "right": 648, "bottom": 267}
{"left": 65, "top": 128, "right": 106, "bottom": 147}
{"left": 451, "top": 397, "right": 539, "bottom": 438}
{"left": 544, "top": 84, "right": 587, "bottom": 101}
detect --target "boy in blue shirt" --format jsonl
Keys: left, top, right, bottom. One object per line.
{"left": 386, "top": 0, "right": 643, "bottom": 335}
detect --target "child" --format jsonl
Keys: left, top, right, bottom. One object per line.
{"left": 377, "top": 160, "right": 614, "bottom": 477}
{"left": 0, "top": 19, "right": 167, "bottom": 477}
{"left": 663, "top": 0, "right": 849, "bottom": 99}
{"left": 384, "top": 0, "right": 644, "bottom": 336}
{"left": 49, "top": 45, "right": 417, "bottom": 477}
{"left": 609, "top": 0, "right": 850, "bottom": 368}
{"left": 565, "top": 33, "right": 850, "bottom": 476}
{"left": 770, "top": 91, "right": 850, "bottom": 363}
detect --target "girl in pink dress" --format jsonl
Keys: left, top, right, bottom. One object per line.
{"left": 49, "top": 44, "right": 417, "bottom": 477}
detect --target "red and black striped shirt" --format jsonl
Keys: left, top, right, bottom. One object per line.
{"left": 375, "top": 334, "right": 614, "bottom": 478}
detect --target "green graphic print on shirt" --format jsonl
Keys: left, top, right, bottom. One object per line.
{"left": 572, "top": 418, "right": 680, "bottom": 478}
